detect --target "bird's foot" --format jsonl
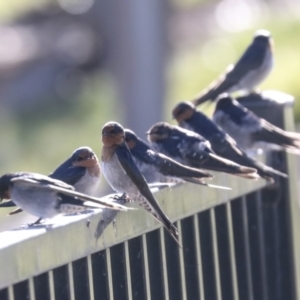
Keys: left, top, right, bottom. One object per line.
{"left": 111, "top": 193, "right": 132, "bottom": 203}
{"left": 28, "top": 218, "right": 43, "bottom": 226}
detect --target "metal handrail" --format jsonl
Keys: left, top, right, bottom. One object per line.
{"left": 0, "top": 171, "right": 266, "bottom": 289}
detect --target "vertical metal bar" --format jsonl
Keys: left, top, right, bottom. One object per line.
{"left": 210, "top": 209, "right": 222, "bottom": 300}
{"left": 142, "top": 234, "right": 151, "bottom": 300}
{"left": 48, "top": 271, "right": 55, "bottom": 300}
{"left": 87, "top": 255, "right": 95, "bottom": 300}
{"left": 28, "top": 278, "right": 36, "bottom": 300}
{"left": 106, "top": 248, "right": 114, "bottom": 300}
{"left": 255, "top": 191, "right": 269, "bottom": 300}
{"left": 177, "top": 221, "right": 187, "bottom": 300}
{"left": 67, "top": 264, "right": 75, "bottom": 300}
{"left": 241, "top": 196, "right": 254, "bottom": 300}
{"left": 226, "top": 202, "right": 239, "bottom": 300}
{"left": 159, "top": 227, "right": 169, "bottom": 300}
{"left": 8, "top": 286, "right": 14, "bottom": 300}
{"left": 193, "top": 214, "right": 205, "bottom": 300}
{"left": 124, "top": 241, "right": 133, "bottom": 300}
{"left": 283, "top": 105, "right": 300, "bottom": 300}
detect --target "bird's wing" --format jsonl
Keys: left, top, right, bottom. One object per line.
{"left": 11, "top": 172, "right": 74, "bottom": 190}
{"left": 253, "top": 119, "right": 300, "bottom": 150}
{"left": 50, "top": 159, "right": 86, "bottom": 185}
{"left": 150, "top": 150, "right": 212, "bottom": 179}
{"left": 116, "top": 144, "right": 179, "bottom": 245}
{"left": 11, "top": 175, "right": 129, "bottom": 211}
{"left": 115, "top": 145, "right": 170, "bottom": 214}
{"left": 221, "top": 41, "right": 268, "bottom": 87}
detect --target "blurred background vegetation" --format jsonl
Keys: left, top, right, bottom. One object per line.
{"left": 0, "top": 0, "right": 299, "bottom": 196}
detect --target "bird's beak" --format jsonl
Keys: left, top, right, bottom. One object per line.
{"left": 145, "top": 131, "right": 151, "bottom": 135}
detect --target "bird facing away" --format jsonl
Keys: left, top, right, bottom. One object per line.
{"left": 0, "top": 147, "right": 101, "bottom": 214}
{"left": 0, "top": 172, "right": 128, "bottom": 225}
{"left": 193, "top": 30, "right": 273, "bottom": 106}
{"left": 101, "top": 121, "right": 180, "bottom": 246}
{"left": 146, "top": 122, "right": 258, "bottom": 179}
{"left": 124, "top": 128, "right": 231, "bottom": 189}
{"left": 213, "top": 95, "right": 300, "bottom": 153}
{"left": 172, "top": 101, "right": 287, "bottom": 182}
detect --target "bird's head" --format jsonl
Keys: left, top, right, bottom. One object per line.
{"left": 146, "top": 122, "right": 172, "bottom": 143}
{"left": 102, "top": 122, "right": 125, "bottom": 147}
{"left": 215, "top": 94, "right": 235, "bottom": 110}
{"left": 253, "top": 29, "right": 273, "bottom": 47}
{"left": 172, "top": 101, "right": 196, "bottom": 125}
{"left": 72, "top": 147, "right": 98, "bottom": 168}
{"left": 124, "top": 129, "right": 139, "bottom": 149}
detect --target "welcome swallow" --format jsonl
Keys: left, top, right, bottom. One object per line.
{"left": 0, "top": 147, "right": 101, "bottom": 214}
{"left": 124, "top": 129, "right": 232, "bottom": 189}
{"left": 193, "top": 30, "right": 273, "bottom": 106}
{"left": 147, "top": 122, "right": 258, "bottom": 179}
{"left": 213, "top": 95, "right": 300, "bottom": 153}
{"left": 101, "top": 122, "right": 180, "bottom": 246}
{"left": 0, "top": 172, "right": 128, "bottom": 225}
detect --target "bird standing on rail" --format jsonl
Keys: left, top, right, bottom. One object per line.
{"left": 0, "top": 147, "right": 101, "bottom": 214}
{"left": 0, "top": 172, "right": 128, "bottom": 225}
{"left": 124, "top": 129, "right": 231, "bottom": 189}
{"left": 147, "top": 122, "right": 258, "bottom": 179}
{"left": 50, "top": 146, "right": 101, "bottom": 195}
{"left": 193, "top": 30, "right": 273, "bottom": 106}
{"left": 172, "top": 101, "right": 287, "bottom": 182}
{"left": 213, "top": 95, "right": 300, "bottom": 153}
{"left": 101, "top": 122, "right": 180, "bottom": 246}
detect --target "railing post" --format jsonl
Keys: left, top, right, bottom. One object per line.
{"left": 238, "top": 90, "right": 300, "bottom": 300}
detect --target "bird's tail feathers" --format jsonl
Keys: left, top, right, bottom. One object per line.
{"left": 182, "top": 177, "right": 231, "bottom": 190}
{"left": 256, "top": 164, "right": 288, "bottom": 183}
{"left": 204, "top": 153, "right": 259, "bottom": 179}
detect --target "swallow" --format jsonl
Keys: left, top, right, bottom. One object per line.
{"left": 172, "top": 101, "right": 287, "bottom": 182}
{"left": 0, "top": 172, "right": 128, "bottom": 225}
{"left": 101, "top": 121, "right": 180, "bottom": 246}
{"left": 124, "top": 129, "right": 230, "bottom": 190}
{"left": 50, "top": 146, "right": 101, "bottom": 195}
{"left": 193, "top": 29, "right": 273, "bottom": 106}
{"left": 146, "top": 122, "right": 258, "bottom": 179}
{"left": 0, "top": 147, "right": 101, "bottom": 214}
{"left": 213, "top": 95, "right": 300, "bottom": 153}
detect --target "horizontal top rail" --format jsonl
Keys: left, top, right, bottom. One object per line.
{"left": 0, "top": 168, "right": 266, "bottom": 289}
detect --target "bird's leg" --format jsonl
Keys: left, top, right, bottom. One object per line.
{"left": 28, "top": 218, "right": 43, "bottom": 226}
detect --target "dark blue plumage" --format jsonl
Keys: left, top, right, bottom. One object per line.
{"left": 172, "top": 101, "right": 287, "bottom": 182}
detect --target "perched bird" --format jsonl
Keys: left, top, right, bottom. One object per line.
{"left": 193, "top": 30, "right": 273, "bottom": 106}
{"left": 101, "top": 121, "right": 180, "bottom": 246}
{"left": 50, "top": 146, "right": 101, "bottom": 195}
{"left": 146, "top": 122, "right": 258, "bottom": 179}
{"left": 124, "top": 129, "right": 229, "bottom": 190}
{"left": 172, "top": 101, "right": 287, "bottom": 182}
{"left": 0, "top": 147, "right": 101, "bottom": 214}
{"left": 0, "top": 172, "right": 128, "bottom": 225}
{"left": 213, "top": 95, "right": 300, "bottom": 153}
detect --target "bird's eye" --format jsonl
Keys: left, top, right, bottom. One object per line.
{"left": 77, "top": 157, "right": 83, "bottom": 162}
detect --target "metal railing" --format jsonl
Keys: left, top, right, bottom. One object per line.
{"left": 0, "top": 93, "right": 299, "bottom": 300}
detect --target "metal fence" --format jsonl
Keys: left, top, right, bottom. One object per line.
{"left": 0, "top": 95, "right": 299, "bottom": 300}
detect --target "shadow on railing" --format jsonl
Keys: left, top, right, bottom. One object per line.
{"left": 0, "top": 91, "right": 300, "bottom": 300}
